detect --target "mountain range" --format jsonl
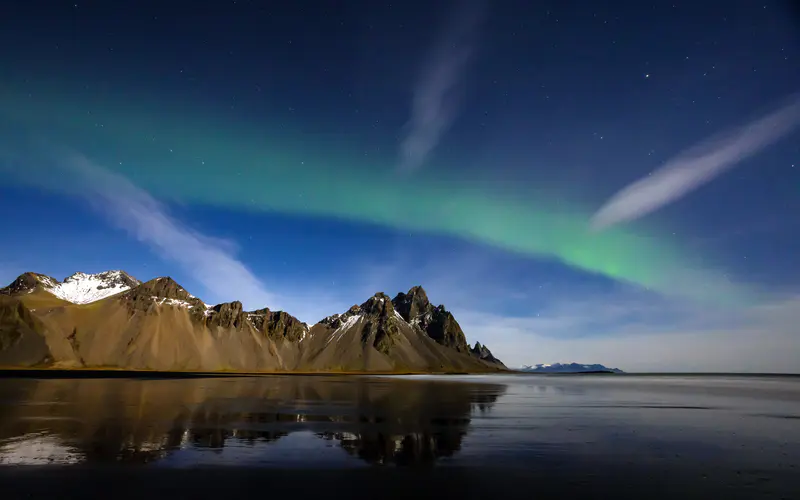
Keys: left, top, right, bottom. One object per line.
{"left": 519, "top": 363, "right": 624, "bottom": 374}
{"left": 0, "top": 270, "right": 505, "bottom": 373}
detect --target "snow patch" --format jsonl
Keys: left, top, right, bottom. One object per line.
{"left": 393, "top": 309, "right": 406, "bottom": 322}
{"left": 36, "top": 275, "right": 58, "bottom": 288}
{"left": 151, "top": 296, "right": 195, "bottom": 308}
{"left": 47, "top": 272, "right": 138, "bottom": 304}
{"left": 326, "top": 315, "right": 361, "bottom": 346}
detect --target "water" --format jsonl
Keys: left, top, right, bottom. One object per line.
{"left": 0, "top": 373, "right": 798, "bottom": 499}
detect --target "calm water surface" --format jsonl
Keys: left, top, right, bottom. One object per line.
{"left": 0, "top": 374, "right": 798, "bottom": 498}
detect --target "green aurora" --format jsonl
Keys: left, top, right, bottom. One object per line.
{"left": 0, "top": 81, "right": 749, "bottom": 303}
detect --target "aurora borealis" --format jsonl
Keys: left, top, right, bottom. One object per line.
{"left": 1, "top": 0, "right": 798, "bottom": 370}
{"left": 0, "top": 79, "right": 746, "bottom": 302}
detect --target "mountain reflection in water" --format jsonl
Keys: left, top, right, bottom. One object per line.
{"left": 0, "top": 376, "right": 505, "bottom": 466}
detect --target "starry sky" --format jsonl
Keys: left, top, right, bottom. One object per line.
{"left": 1, "top": 0, "right": 799, "bottom": 371}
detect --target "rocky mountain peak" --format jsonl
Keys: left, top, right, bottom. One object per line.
{"left": 471, "top": 342, "right": 501, "bottom": 364}
{"left": 357, "top": 293, "right": 403, "bottom": 355}
{"left": 392, "top": 286, "right": 431, "bottom": 322}
{"left": 406, "top": 285, "right": 428, "bottom": 302}
{"left": 0, "top": 273, "right": 59, "bottom": 296}
{"left": 135, "top": 277, "right": 194, "bottom": 300}
{"left": 53, "top": 270, "right": 141, "bottom": 304}
{"left": 64, "top": 270, "right": 140, "bottom": 290}
{"left": 389, "top": 288, "right": 469, "bottom": 353}
{"left": 120, "top": 277, "right": 204, "bottom": 312}
{"left": 360, "top": 292, "right": 395, "bottom": 318}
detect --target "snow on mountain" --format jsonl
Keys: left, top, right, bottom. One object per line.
{"left": 326, "top": 314, "right": 362, "bottom": 346}
{"left": 46, "top": 271, "right": 141, "bottom": 304}
{"left": 518, "top": 362, "right": 624, "bottom": 373}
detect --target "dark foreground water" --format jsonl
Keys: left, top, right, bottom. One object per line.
{"left": 0, "top": 374, "right": 798, "bottom": 499}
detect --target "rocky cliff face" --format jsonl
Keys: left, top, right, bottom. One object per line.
{"left": 392, "top": 286, "right": 469, "bottom": 353}
{"left": 357, "top": 293, "right": 403, "bottom": 355}
{"left": 248, "top": 308, "right": 308, "bottom": 342}
{"left": 0, "top": 271, "right": 505, "bottom": 373}
{"left": 206, "top": 301, "right": 249, "bottom": 330}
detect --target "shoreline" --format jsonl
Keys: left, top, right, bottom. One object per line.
{"left": 0, "top": 367, "right": 509, "bottom": 379}
{"left": 0, "top": 367, "right": 796, "bottom": 378}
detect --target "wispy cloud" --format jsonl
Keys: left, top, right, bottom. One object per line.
{"left": 398, "top": 0, "right": 485, "bottom": 171}
{"left": 458, "top": 294, "right": 800, "bottom": 373}
{"left": 64, "top": 154, "right": 275, "bottom": 309}
{"left": 591, "top": 93, "right": 800, "bottom": 231}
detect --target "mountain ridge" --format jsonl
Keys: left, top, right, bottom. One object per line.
{"left": 0, "top": 270, "right": 505, "bottom": 373}
{"left": 0, "top": 270, "right": 140, "bottom": 304}
{"left": 518, "top": 363, "right": 624, "bottom": 374}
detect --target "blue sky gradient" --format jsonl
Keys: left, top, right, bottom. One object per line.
{"left": 1, "top": 0, "right": 799, "bottom": 371}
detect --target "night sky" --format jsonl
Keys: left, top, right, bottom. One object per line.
{"left": 1, "top": 0, "right": 798, "bottom": 371}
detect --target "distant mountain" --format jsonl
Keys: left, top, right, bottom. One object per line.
{"left": 518, "top": 363, "right": 624, "bottom": 374}
{"left": 0, "top": 270, "right": 505, "bottom": 373}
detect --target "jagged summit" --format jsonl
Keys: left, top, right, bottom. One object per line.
{"left": 320, "top": 292, "right": 398, "bottom": 328}
{"left": 392, "top": 286, "right": 430, "bottom": 322}
{"left": 359, "top": 292, "right": 395, "bottom": 318}
{"left": 471, "top": 342, "right": 500, "bottom": 363}
{"left": 314, "top": 287, "right": 498, "bottom": 364}
{"left": 390, "top": 287, "right": 469, "bottom": 353}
